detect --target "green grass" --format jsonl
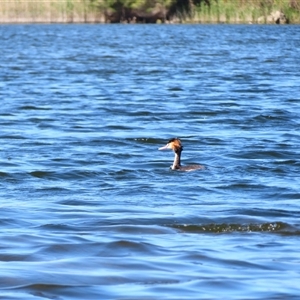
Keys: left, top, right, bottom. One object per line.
{"left": 178, "top": 0, "right": 300, "bottom": 24}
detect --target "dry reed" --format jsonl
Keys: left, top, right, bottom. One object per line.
{"left": 0, "top": 0, "right": 105, "bottom": 23}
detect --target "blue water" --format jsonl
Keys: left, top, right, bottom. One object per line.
{"left": 1, "top": 24, "right": 300, "bottom": 299}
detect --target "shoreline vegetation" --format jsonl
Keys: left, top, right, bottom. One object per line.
{"left": 0, "top": 0, "right": 299, "bottom": 24}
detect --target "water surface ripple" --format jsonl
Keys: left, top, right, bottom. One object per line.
{"left": 1, "top": 24, "right": 300, "bottom": 299}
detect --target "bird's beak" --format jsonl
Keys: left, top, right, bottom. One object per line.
{"left": 158, "top": 143, "right": 170, "bottom": 150}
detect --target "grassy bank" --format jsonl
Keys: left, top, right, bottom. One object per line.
{"left": 0, "top": 0, "right": 299, "bottom": 24}
{"left": 179, "top": 0, "right": 300, "bottom": 24}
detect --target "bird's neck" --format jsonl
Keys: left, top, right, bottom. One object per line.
{"left": 172, "top": 149, "right": 182, "bottom": 170}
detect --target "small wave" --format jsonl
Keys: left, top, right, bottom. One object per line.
{"left": 169, "top": 222, "right": 297, "bottom": 234}
{"left": 0, "top": 171, "right": 9, "bottom": 177}
{"left": 18, "top": 105, "right": 51, "bottom": 111}
{"left": 29, "top": 171, "right": 54, "bottom": 179}
{"left": 0, "top": 134, "right": 26, "bottom": 140}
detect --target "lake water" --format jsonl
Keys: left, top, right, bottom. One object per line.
{"left": 1, "top": 24, "right": 300, "bottom": 299}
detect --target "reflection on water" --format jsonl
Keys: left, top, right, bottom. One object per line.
{"left": 1, "top": 24, "right": 300, "bottom": 299}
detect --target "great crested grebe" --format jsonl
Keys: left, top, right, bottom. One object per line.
{"left": 158, "top": 138, "right": 205, "bottom": 171}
